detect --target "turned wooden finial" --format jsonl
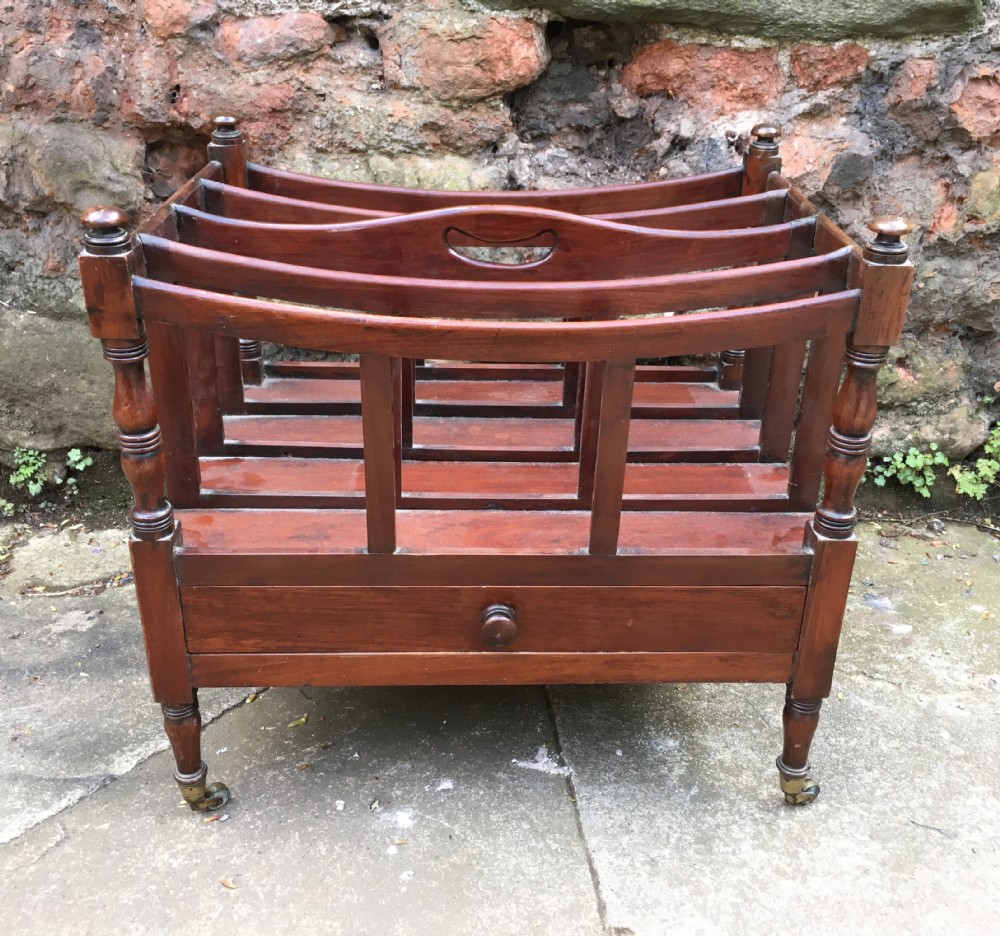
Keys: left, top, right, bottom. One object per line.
{"left": 210, "top": 115, "right": 242, "bottom": 144}
{"left": 742, "top": 122, "right": 781, "bottom": 198}
{"left": 750, "top": 123, "right": 781, "bottom": 152}
{"left": 208, "top": 115, "right": 248, "bottom": 188}
{"left": 865, "top": 216, "right": 912, "bottom": 264}
{"left": 81, "top": 206, "right": 129, "bottom": 253}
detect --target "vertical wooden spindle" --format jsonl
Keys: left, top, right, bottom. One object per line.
{"left": 82, "top": 201, "right": 233, "bottom": 814}
{"left": 392, "top": 356, "right": 403, "bottom": 499}
{"left": 813, "top": 217, "right": 913, "bottom": 538}
{"left": 718, "top": 349, "right": 744, "bottom": 390}
{"left": 239, "top": 338, "right": 264, "bottom": 385}
{"left": 214, "top": 332, "right": 245, "bottom": 412}
{"left": 758, "top": 340, "right": 808, "bottom": 462}
{"left": 102, "top": 338, "right": 173, "bottom": 540}
{"left": 779, "top": 217, "right": 913, "bottom": 806}
{"left": 572, "top": 361, "right": 588, "bottom": 453}
{"left": 144, "top": 320, "right": 202, "bottom": 506}
{"left": 787, "top": 333, "right": 847, "bottom": 510}
{"left": 208, "top": 116, "right": 252, "bottom": 405}
{"left": 722, "top": 124, "right": 783, "bottom": 392}
{"left": 563, "top": 361, "right": 583, "bottom": 408}
{"left": 577, "top": 361, "right": 607, "bottom": 506}
{"left": 184, "top": 331, "right": 224, "bottom": 453}
{"left": 738, "top": 346, "right": 773, "bottom": 419}
{"left": 80, "top": 208, "right": 197, "bottom": 710}
{"left": 588, "top": 358, "right": 636, "bottom": 556}
{"left": 400, "top": 357, "right": 415, "bottom": 448}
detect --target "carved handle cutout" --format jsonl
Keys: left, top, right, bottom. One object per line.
{"left": 443, "top": 226, "right": 557, "bottom": 269}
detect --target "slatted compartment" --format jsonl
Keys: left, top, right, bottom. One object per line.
{"left": 127, "top": 149, "right": 860, "bottom": 684}
{"left": 139, "top": 161, "right": 848, "bottom": 533}
{"left": 78, "top": 117, "right": 918, "bottom": 813}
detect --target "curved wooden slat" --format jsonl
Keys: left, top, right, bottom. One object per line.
{"left": 247, "top": 162, "right": 744, "bottom": 213}
{"left": 597, "top": 191, "right": 786, "bottom": 230}
{"left": 133, "top": 277, "right": 859, "bottom": 362}
{"left": 201, "top": 178, "right": 393, "bottom": 224}
{"left": 170, "top": 203, "right": 814, "bottom": 280}
{"left": 138, "top": 235, "right": 850, "bottom": 319}
{"left": 199, "top": 178, "right": 784, "bottom": 232}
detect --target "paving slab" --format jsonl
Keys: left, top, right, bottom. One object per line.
{"left": 552, "top": 520, "right": 1000, "bottom": 935}
{"left": 2, "top": 519, "right": 999, "bottom": 934}
{"left": 0, "top": 523, "right": 245, "bottom": 843}
{"left": 0, "top": 685, "right": 604, "bottom": 936}
{"left": 4, "top": 525, "right": 132, "bottom": 594}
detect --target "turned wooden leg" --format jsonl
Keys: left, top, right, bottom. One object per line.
{"left": 776, "top": 690, "right": 822, "bottom": 806}
{"left": 162, "top": 697, "right": 230, "bottom": 811}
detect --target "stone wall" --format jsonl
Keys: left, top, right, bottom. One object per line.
{"left": 1, "top": 0, "right": 997, "bottom": 461}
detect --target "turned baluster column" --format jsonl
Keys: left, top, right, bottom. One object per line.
{"left": 80, "top": 208, "right": 229, "bottom": 812}
{"left": 777, "top": 216, "right": 913, "bottom": 806}
{"left": 814, "top": 217, "right": 913, "bottom": 539}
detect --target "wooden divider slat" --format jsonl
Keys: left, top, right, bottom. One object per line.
{"left": 588, "top": 359, "right": 636, "bottom": 555}
{"left": 359, "top": 354, "right": 398, "bottom": 553}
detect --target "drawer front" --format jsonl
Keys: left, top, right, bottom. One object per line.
{"left": 181, "top": 586, "right": 805, "bottom": 654}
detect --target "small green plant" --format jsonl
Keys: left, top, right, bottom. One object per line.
{"left": 9, "top": 448, "right": 47, "bottom": 496}
{"left": 949, "top": 426, "right": 1000, "bottom": 501}
{"left": 870, "top": 443, "right": 950, "bottom": 498}
{"left": 66, "top": 448, "right": 93, "bottom": 473}
{"left": 0, "top": 497, "right": 14, "bottom": 518}
{"left": 8, "top": 447, "right": 94, "bottom": 501}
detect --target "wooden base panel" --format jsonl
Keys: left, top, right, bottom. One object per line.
{"left": 180, "top": 584, "right": 806, "bottom": 654}
{"left": 191, "top": 651, "right": 794, "bottom": 687}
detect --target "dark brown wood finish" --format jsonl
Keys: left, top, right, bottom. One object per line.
{"left": 138, "top": 233, "right": 850, "bottom": 319}
{"left": 247, "top": 161, "right": 744, "bottom": 212}
{"left": 169, "top": 202, "right": 816, "bottom": 281}
{"left": 133, "top": 281, "right": 859, "bottom": 362}
{"left": 200, "top": 177, "right": 786, "bottom": 230}
{"left": 78, "top": 122, "right": 913, "bottom": 813}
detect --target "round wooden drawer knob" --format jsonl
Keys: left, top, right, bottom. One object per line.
{"left": 481, "top": 603, "right": 517, "bottom": 649}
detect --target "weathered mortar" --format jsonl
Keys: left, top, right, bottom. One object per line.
{"left": 0, "top": 0, "right": 997, "bottom": 462}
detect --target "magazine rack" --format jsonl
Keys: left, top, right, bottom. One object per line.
{"left": 78, "top": 119, "right": 912, "bottom": 811}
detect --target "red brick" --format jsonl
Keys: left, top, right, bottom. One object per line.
{"left": 146, "top": 0, "right": 216, "bottom": 39}
{"left": 790, "top": 43, "right": 869, "bottom": 92}
{"left": 380, "top": 13, "right": 549, "bottom": 102}
{"left": 218, "top": 13, "right": 333, "bottom": 66}
{"left": 621, "top": 41, "right": 782, "bottom": 113}
{"left": 950, "top": 70, "right": 1000, "bottom": 140}
{"left": 885, "top": 58, "right": 938, "bottom": 106}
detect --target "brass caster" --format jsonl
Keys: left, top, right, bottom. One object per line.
{"left": 779, "top": 773, "right": 820, "bottom": 806}
{"left": 181, "top": 781, "right": 231, "bottom": 812}
{"left": 196, "top": 782, "right": 231, "bottom": 811}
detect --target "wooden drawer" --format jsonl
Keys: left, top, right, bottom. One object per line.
{"left": 181, "top": 586, "right": 805, "bottom": 654}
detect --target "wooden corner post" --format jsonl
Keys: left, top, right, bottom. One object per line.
{"left": 207, "top": 117, "right": 261, "bottom": 386}
{"left": 813, "top": 216, "right": 914, "bottom": 542}
{"left": 778, "top": 216, "right": 913, "bottom": 806}
{"left": 720, "top": 125, "right": 783, "bottom": 392}
{"left": 79, "top": 208, "right": 230, "bottom": 812}
{"left": 207, "top": 115, "right": 248, "bottom": 188}
{"left": 741, "top": 123, "right": 782, "bottom": 197}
